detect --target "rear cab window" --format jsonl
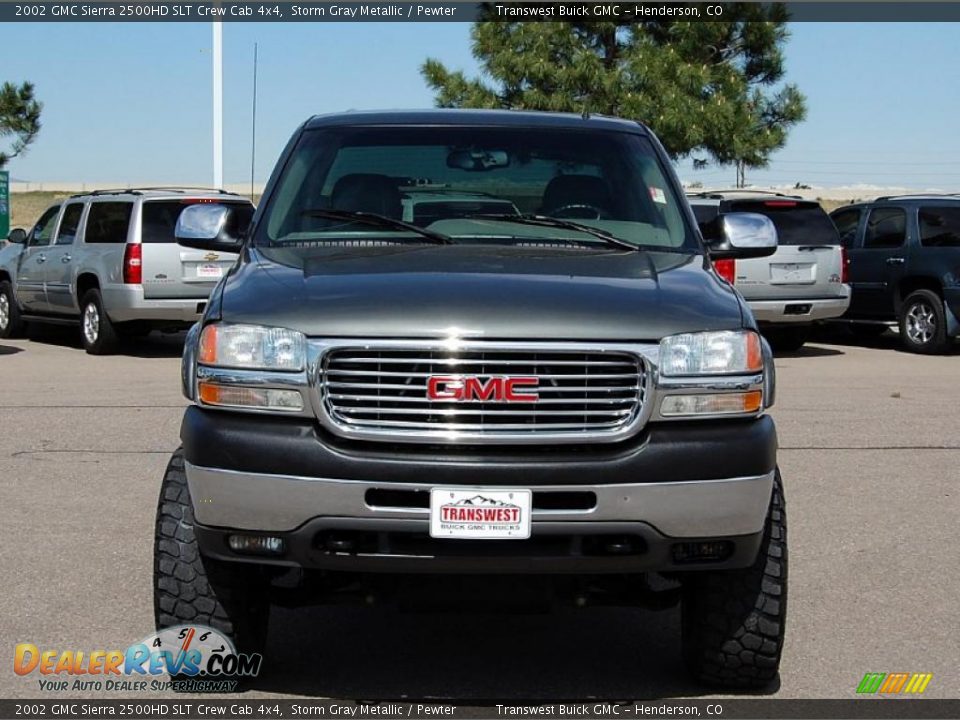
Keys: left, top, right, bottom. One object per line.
{"left": 918, "top": 205, "right": 960, "bottom": 247}
{"left": 141, "top": 200, "right": 255, "bottom": 244}
{"left": 728, "top": 199, "right": 840, "bottom": 246}
{"left": 85, "top": 202, "right": 133, "bottom": 244}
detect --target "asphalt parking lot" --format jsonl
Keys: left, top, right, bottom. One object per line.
{"left": 1, "top": 327, "right": 957, "bottom": 700}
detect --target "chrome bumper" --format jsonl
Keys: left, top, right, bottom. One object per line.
{"left": 749, "top": 295, "right": 850, "bottom": 324}
{"left": 185, "top": 462, "right": 775, "bottom": 538}
{"left": 102, "top": 285, "right": 207, "bottom": 323}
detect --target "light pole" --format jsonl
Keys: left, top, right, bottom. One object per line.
{"left": 212, "top": 21, "right": 223, "bottom": 189}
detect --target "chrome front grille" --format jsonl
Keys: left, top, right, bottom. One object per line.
{"left": 319, "top": 344, "right": 647, "bottom": 443}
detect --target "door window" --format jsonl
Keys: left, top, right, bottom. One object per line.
{"left": 863, "top": 208, "right": 906, "bottom": 249}
{"left": 28, "top": 206, "right": 60, "bottom": 247}
{"left": 830, "top": 208, "right": 861, "bottom": 248}
{"left": 54, "top": 203, "right": 85, "bottom": 246}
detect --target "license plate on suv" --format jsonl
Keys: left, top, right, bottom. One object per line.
{"left": 429, "top": 488, "right": 532, "bottom": 539}
{"left": 770, "top": 263, "right": 815, "bottom": 284}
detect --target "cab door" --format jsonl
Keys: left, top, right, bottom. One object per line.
{"left": 44, "top": 201, "right": 86, "bottom": 314}
{"left": 846, "top": 206, "right": 908, "bottom": 318}
{"left": 15, "top": 205, "right": 61, "bottom": 312}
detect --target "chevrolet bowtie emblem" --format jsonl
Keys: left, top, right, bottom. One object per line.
{"left": 203, "top": 253, "right": 220, "bottom": 262}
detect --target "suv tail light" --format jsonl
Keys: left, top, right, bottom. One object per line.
{"left": 123, "top": 243, "right": 142, "bottom": 284}
{"left": 840, "top": 246, "right": 850, "bottom": 284}
{"left": 713, "top": 258, "right": 736, "bottom": 285}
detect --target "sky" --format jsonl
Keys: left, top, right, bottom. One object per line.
{"left": 2, "top": 21, "right": 960, "bottom": 190}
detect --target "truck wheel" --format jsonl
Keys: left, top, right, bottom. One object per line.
{"left": 0, "top": 280, "right": 26, "bottom": 339}
{"left": 681, "top": 470, "right": 787, "bottom": 689}
{"left": 79, "top": 289, "right": 119, "bottom": 355}
{"left": 154, "top": 448, "right": 270, "bottom": 658}
{"left": 764, "top": 327, "right": 808, "bottom": 353}
{"left": 899, "top": 289, "right": 949, "bottom": 354}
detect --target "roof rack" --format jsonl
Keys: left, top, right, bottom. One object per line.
{"left": 71, "top": 187, "right": 240, "bottom": 198}
{"left": 874, "top": 193, "right": 960, "bottom": 201}
{"left": 685, "top": 188, "right": 802, "bottom": 199}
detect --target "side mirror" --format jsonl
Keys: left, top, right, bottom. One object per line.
{"left": 7, "top": 228, "right": 27, "bottom": 245}
{"left": 704, "top": 212, "right": 778, "bottom": 260}
{"left": 175, "top": 204, "right": 244, "bottom": 253}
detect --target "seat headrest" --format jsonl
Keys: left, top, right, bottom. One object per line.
{"left": 541, "top": 174, "right": 614, "bottom": 215}
{"left": 330, "top": 174, "right": 402, "bottom": 218}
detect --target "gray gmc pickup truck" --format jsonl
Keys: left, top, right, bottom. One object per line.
{"left": 154, "top": 110, "right": 787, "bottom": 688}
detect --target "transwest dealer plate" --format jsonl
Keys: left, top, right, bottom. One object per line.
{"left": 430, "top": 488, "right": 532, "bottom": 539}
{"left": 197, "top": 263, "right": 223, "bottom": 279}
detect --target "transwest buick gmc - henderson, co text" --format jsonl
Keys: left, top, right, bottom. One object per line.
{"left": 154, "top": 110, "right": 787, "bottom": 688}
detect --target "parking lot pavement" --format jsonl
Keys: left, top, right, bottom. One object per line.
{"left": 1, "top": 328, "right": 957, "bottom": 700}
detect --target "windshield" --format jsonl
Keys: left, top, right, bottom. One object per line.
{"left": 255, "top": 125, "right": 697, "bottom": 251}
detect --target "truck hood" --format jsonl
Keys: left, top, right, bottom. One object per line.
{"left": 218, "top": 245, "right": 746, "bottom": 341}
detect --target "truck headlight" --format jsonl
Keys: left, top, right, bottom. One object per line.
{"left": 659, "top": 330, "right": 762, "bottom": 377}
{"left": 198, "top": 323, "right": 306, "bottom": 371}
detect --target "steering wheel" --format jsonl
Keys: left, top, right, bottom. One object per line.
{"left": 547, "top": 204, "right": 607, "bottom": 220}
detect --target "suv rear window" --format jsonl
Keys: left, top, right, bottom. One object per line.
{"left": 85, "top": 202, "right": 133, "bottom": 244}
{"left": 919, "top": 206, "right": 960, "bottom": 247}
{"left": 728, "top": 200, "right": 840, "bottom": 246}
{"left": 141, "top": 200, "right": 253, "bottom": 244}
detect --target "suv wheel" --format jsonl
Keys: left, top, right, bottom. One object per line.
{"left": 899, "top": 290, "right": 949, "bottom": 354}
{"left": 681, "top": 470, "right": 787, "bottom": 689}
{"left": 0, "top": 280, "right": 26, "bottom": 339}
{"left": 154, "top": 448, "right": 270, "bottom": 659}
{"left": 79, "top": 289, "right": 119, "bottom": 355}
{"left": 764, "top": 327, "right": 808, "bottom": 353}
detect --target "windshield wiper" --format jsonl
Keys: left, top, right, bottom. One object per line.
{"left": 300, "top": 209, "right": 452, "bottom": 245}
{"left": 478, "top": 214, "right": 641, "bottom": 252}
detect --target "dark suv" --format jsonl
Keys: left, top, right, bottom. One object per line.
{"left": 831, "top": 195, "right": 960, "bottom": 353}
{"left": 154, "top": 110, "right": 787, "bottom": 688}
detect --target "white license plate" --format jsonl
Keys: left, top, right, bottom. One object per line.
{"left": 430, "top": 488, "right": 532, "bottom": 540}
{"left": 197, "top": 263, "right": 223, "bottom": 279}
{"left": 770, "top": 263, "right": 815, "bottom": 284}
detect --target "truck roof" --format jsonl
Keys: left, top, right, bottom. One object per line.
{"left": 304, "top": 109, "right": 651, "bottom": 134}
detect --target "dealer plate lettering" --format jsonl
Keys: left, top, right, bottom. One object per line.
{"left": 430, "top": 488, "right": 532, "bottom": 539}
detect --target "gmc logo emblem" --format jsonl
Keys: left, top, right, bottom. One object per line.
{"left": 427, "top": 375, "right": 539, "bottom": 402}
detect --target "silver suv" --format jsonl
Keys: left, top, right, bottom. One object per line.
{"left": 0, "top": 188, "right": 254, "bottom": 353}
{"left": 687, "top": 190, "right": 851, "bottom": 351}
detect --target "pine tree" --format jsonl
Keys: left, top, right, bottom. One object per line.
{"left": 0, "top": 81, "right": 43, "bottom": 169}
{"left": 422, "top": 8, "right": 806, "bottom": 179}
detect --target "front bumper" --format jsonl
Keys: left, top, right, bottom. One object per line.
{"left": 181, "top": 408, "right": 777, "bottom": 573}
{"left": 102, "top": 285, "right": 207, "bottom": 323}
{"left": 748, "top": 295, "right": 851, "bottom": 324}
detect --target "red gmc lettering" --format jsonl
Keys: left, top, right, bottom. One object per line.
{"left": 427, "top": 376, "right": 539, "bottom": 402}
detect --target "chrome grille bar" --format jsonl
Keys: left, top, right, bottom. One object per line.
{"left": 317, "top": 343, "right": 648, "bottom": 444}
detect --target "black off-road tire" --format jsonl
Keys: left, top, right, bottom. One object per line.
{"left": 681, "top": 470, "right": 787, "bottom": 689}
{"left": 79, "top": 289, "right": 120, "bottom": 355}
{"left": 898, "top": 289, "right": 949, "bottom": 354}
{"left": 764, "top": 327, "right": 809, "bottom": 353}
{"left": 0, "top": 280, "right": 26, "bottom": 339}
{"left": 154, "top": 449, "right": 270, "bottom": 659}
